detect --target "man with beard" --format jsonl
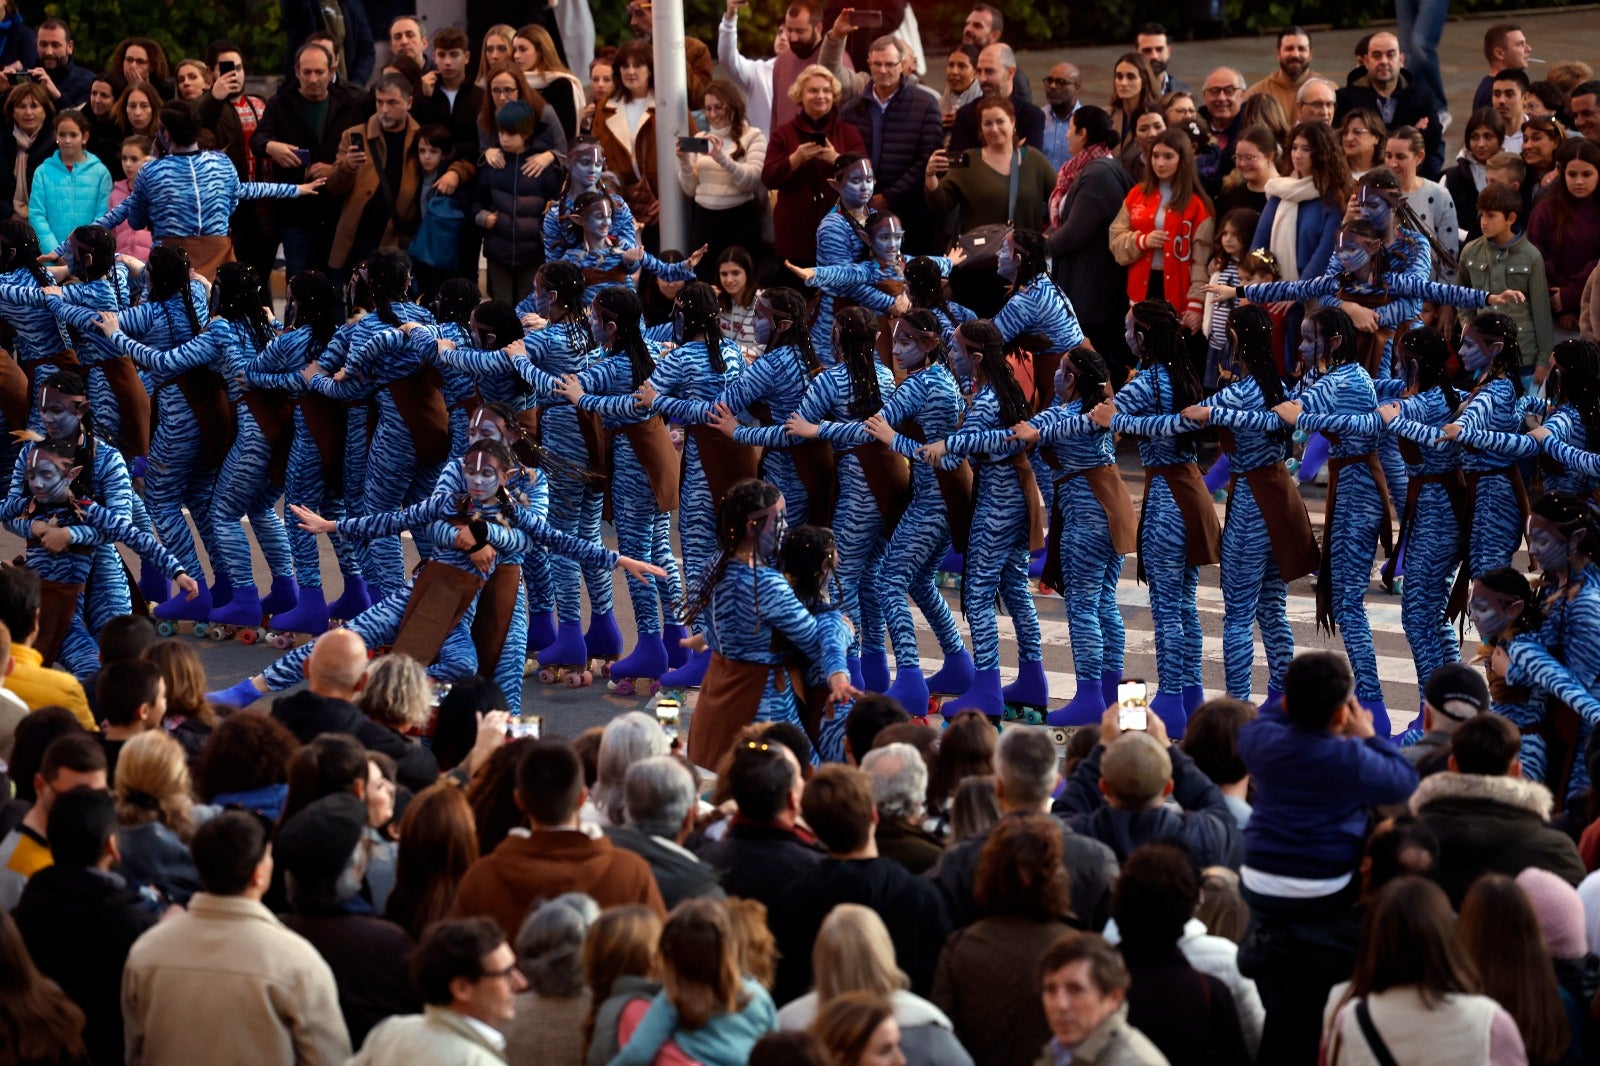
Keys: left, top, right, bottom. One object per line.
{"left": 1040, "top": 62, "right": 1081, "bottom": 172}
{"left": 324, "top": 73, "right": 429, "bottom": 277}
{"left": 1136, "top": 22, "right": 1188, "bottom": 96}
{"left": 962, "top": 4, "right": 1030, "bottom": 104}
{"left": 1247, "top": 27, "right": 1322, "bottom": 120}
{"left": 28, "top": 19, "right": 93, "bottom": 110}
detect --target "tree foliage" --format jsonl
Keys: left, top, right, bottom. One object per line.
{"left": 38, "top": 0, "right": 283, "bottom": 76}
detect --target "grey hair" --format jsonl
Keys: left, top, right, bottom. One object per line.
{"left": 869, "top": 34, "right": 902, "bottom": 57}
{"left": 515, "top": 895, "right": 595, "bottom": 998}
{"left": 625, "top": 755, "right": 696, "bottom": 839}
{"left": 359, "top": 653, "right": 431, "bottom": 730}
{"left": 1297, "top": 76, "right": 1339, "bottom": 102}
{"left": 595, "top": 712, "right": 670, "bottom": 825}
{"left": 861, "top": 742, "right": 928, "bottom": 820}
{"left": 996, "top": 726, "right": 1059, "bottom": 807}
{"left": 987, "top": 43, "right": 1017, "bottom": 71}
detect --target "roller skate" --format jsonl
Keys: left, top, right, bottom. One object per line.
{"left": 1002, "top": 660, "right": 1049, "bottom": 725}
{"left": 940, "top": 668, "right": 1005, "bottom": 724}
{"left": 207, "top": 586, "right": 267, "bottom": 643}
{"left": 327, "top": 575, "right": 372, "bottom": 624}
{"left": 1182, "top": 684, "right": 1206, "bottom": 716}
{"left": 261, "top": 575, "right": 299, "bottom": 615}
{"left": 535, "top": 621, "right": 594, "bottom": 687}
{"left": 207, "top": 677, "right": 265, "bottom": 709}
{"left": 1100, "top": 669, "right": 1123, "bottom": 709}
{"left": 608, "top": 632, "right": 668, "bottom": 697}
{"left": 847, "top": 655, "right": 865, "bottom": 692}
{"left": 659, "top": 645, "right": 710, "bottom": 691}
{"left": 925, "top": 649, "right": 975, "bottom": 719}
{"left": 585, "top": 610, "right": 623, "bottom": 678}
{"left": 526, "top": 610, "right": 558, "bottom": 657}
{"left": 663, "top": 623, "right": 690, "bottom": 670}
{"left": 1046, "top": 679, "right": 1108, "bottom": 727}
{"left": 265, "top": 584, "right": 330, "bottom": 645}
{"left": 886, "top": 667, "right": 930, "bottom": 721}
{"left": 936, "top": 547, "right": 963, "bottom": 588}
{"left": 138, "top": 556, "right": 170, "bottom": 607}
{"left": 154, "top": 577, "right": 214, "bottom": 636}
{"left": 1202, "top": 453, "right": 1231, "bottom": 494}
{"left": 209, "top": 573, "right": 234, "bottom": 610}
{"left": 860, "top": 650, "right": 890, "bottom": 693}
{"left": 1027, "top": 547, "right": 1046, "bottom": 580}
{"left": 1362, "top": 698, "right": 1392, "bottom": 739}
{"left": 1258, "top": 686, "right": 1282, "bottom": 712}
{"left": 1149, "top": 691, "right": 1188, "bottom": 737}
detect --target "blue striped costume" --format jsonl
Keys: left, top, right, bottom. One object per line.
{"left": 804, "top": 604, "right": 855, "bottom": 763}
{"left": 809, "top": 207, "right": 872, "bottom": 356}
{"left": 307, "top": 326, "right": 453, "bottom": 599}
{"left": 596, "top": 338, "right": 743, "bottom": 633}
{"left": 7, "top": 435, "right": 141, "bottom": 675}
{"left": 541, "top": 191, "right": 638, "bottom": 263}
{"left": 820, "top": 363, "right": 968, "bottom": 677}
{"left": 937, "top": 386, "right": 1044, "bottom": 675}
{"left": 993, "top": 276, "right": 1086, "bottom": 356}
{"left": 552, "top": 245, "right": 698, "bottom": 305}
{"left": 1109, "top": 366, "right": 1204, "bottom": 697}
{"left": 1534, "top": 407, "right": 1600, "bottom": 497}
{"left": 702, "top": 563, "right": 845, "bottom": 732}
{"left": 1383, "top": 388, "right": 1465, "bottom": 694}
{"left": 1503, "top": 566, "right": 1600, "bottom": 795}
{"left": 13, "top": 268, "right": 137, "bottom": 446}
{"left": 0, "top": 496, "right": 185, "bottom": 673}
{"left": 570, "top": 349, "right": 686, "bottom": 636}
{"left": 1204, "top": 378, "right": 1296, "bottom": 698}
{"left": 807, "top": 257, "right": 954, "bottom": 322}
{"left": 0, "top": 269, "right": 72, "bottom": 419}
{"left": 111, "top": 321, "right": 295, "bottom": 592}
{"left": 734, "top": 361, "right": 899, "bottom": 661}
{"left": 668, "top": 344, "right": 816, "bottom": 524}
{"left": 244, "top": 328, "right": 365, "bottom": 589}
{"left": 90, "top": 151, "right": 301, "bottom": 243}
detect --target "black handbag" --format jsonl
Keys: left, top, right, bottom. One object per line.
{"left": 956, "top": 148, "right": 1022, "bottom": 263}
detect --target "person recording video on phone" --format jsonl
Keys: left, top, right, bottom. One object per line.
{"left": 32, "top": 19, "right": 92, "bottom": 110}
{"left": 762, "top": 64, "right": 865, "bottom": 267}
{"left": 1051, "top": 693, "right": 1242, "bottom": 869}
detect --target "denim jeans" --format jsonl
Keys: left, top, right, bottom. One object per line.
{"left": 1395, "top": 0, "right": 1449, "bottom": 111}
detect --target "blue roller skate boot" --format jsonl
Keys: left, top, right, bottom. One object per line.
{"left": 261, "top": 575, "right": 300, "bottom": 616}
{"left": 1362, "top": 699, "right": 1392, "bottom": 739}
{"left": 327, "top": 575, "right": 372, "bottom": 621}
{"left": 138, "top": 556, "right": 170, "bottom": 606}
{"left": 1100, "top": 669, "right": 1123, "bottom": 709}
{"left": 208, "top": 677, "right": 265, "bottom": 709}
{"left": 659, "top": 646, "right": 711, "bottom": 688}
{"left": 860, "top": 649, "right": 890, "bottom": 693}
{"left": 1149, "top": 690, "right": 1188, "bottom": 737}
{"left": 926, "top": 649, "right": 975, "bottom": 696}
{"left": 609, "top": 632, "right": 669, "bottom": 696}
{"left": 154, "top": 578, "right": 213, "bottom": 623}
{"left": 1047, "top": 678, "right": 1108, "bottom": 727}
{"left": 209, "top": 585, "right": 264, "bottom": 627}
{"left": 885, "top": 667, "right": 930, "bottom": 717}
{"left": 267, "top": 585, "right": 330, "bottom": 636}
{"left": 585, "top": 610, "right": 624, "bottom": 675}
{"left": 663, "top": 623, "right": 690, "bottom": 669}
{"left": 525, "top": 610, "right": 558, "bottom": 656}
{"left": 1002, "top": 659, "right": 1049, "bottom": 722}
{"left": 939, "top": 668, "right": 1004, "bottom": 722}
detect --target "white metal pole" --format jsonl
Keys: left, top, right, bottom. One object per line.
{"left": 652, "top": 0, "right": 690, "bottom": 251}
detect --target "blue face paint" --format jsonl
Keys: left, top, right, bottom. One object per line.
{"left": 39, "top": 389, "right": 83, "bottom": 442}
{"left": 1333, "top": 237, "right": 1371, "bottom": 276}
{"left": 25, "top": 451, "right": 74, "bottom": 504}
{"left": 950, "top": 332, "right": 975, "bottom": 379}
{"left": 1124, "top": 314, "right": 1140, "bottom": 358}
{"left": 1527, "top": 517, "right": 1571, "bottom": 574}
{"left": 467, "top": 409, "right": 511, "bottom": 447}
{"left": 1356, "top": 186, "right": 1393, "bottom": 228}
{"left": 1459, "top": 328, "right": 1493, "bottom": 373}
{"left": 891, "top": 321, "right": 927, "bottom": 372}
{"left": 869, "top": 218, "right": 904, "bottom": 262}
{"left": 569, "top": 149, "right": 604, "bottom": 191}
{"left": 1297, "top": 318, "right": 1322, "bottom": 372}
{"left": 835, "top": 160, "right": 875, "bottom": 210}
{"left": 1468, "top": 587, "right": 1519, "bottom": 643}
{"left": 463, "top": 452, "right": 505, "bottom": 503}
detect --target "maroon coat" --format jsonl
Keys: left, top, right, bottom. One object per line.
{"left": 762, "top": 108, "right": 867, "bottom": 264}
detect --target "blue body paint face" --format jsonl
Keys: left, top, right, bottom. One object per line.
{"left": 1124, "top": 313, "right": 1140, "bottom": 359}
{"left": 950, "top": 331, "right": 976, "bottom": 380}
{"left": 1332, "top": 234, "right": 1372, "bottom": 276}
{"left": 835, "top": 160, "right": 875, "bottom": 210}
{"left": 581, "top": 200, "right": 614, "bottom": 247}
{"left": 1527, "top": 517, "right": 1571, "bottom": 574}
{"left": 996, "top": 233, "right": 1019, "bottom": 281}
{"left": 748, "top": 497, "right": 787, "bottom": 561}
{"left": 891, "top": 319, "right": 930, "bottom": 372}
{"left": 1356, "top": 186, "right": 1393, "bottom": 228}
{"left": 38, "top": 388, "right": 83, "bottom": 442}
{"left": 569, "top": 148, "right": 605, "bottom": 192}
{"left": 1055, "top": 364, "right": 1076, "bottom": 403}
{"left": 463, "top": 451, "right": 506, "bottom": 503}
{"left": 467, "top": 409, "right": 512, "bottom": 447}
{"left": 1459, "top": 326, "right": 1493, "bottom": 373}
{"left": 1468, "top": 586, "right": 1520, "bottom": 643}
{"left": 870, "top": 217, "right": 905, "bottom": 262}
{"left": 25, "top": 450, "right": 75, "bottom": 504}
{"left": 1297, "top": 318, "right": 1325, "bottom": 373}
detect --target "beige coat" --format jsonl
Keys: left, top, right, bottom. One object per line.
{"left": 349, "top": 1006, "right": 507, "bottom": 1065}
{"left": 122, "top": 893, "right": 350, "bottom": 1066}
{"left": 1032, "top": 1005, "right": 1170, "bottom": 1066}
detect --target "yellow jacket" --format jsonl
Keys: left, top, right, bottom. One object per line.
{"left": 7, "top": 645, "right": 94, "bottom": 730}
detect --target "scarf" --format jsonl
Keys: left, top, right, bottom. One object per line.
{"left": 1049, "top": 142, "right": 1111, "bottom": 227}
{"left": 1264, "top": 174, "right": 1319, "bottom": 281}
{"left": 12, "top": 126, "right": 36, "bottom": 219}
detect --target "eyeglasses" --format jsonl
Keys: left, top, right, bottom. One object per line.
{"left": 482, "top": 962, "right": 520, "bottom": 981}
{"left": 1042, "top": 77, "right": 1077, "bottom": 87}
{"left": 1203, "top": 86, "right": 1243, "bottom": 98}
{"left": 490, "top": 86, "right": 519, "bottom": 97}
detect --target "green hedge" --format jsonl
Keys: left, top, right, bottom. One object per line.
{"left": 38, "top": 0, "right": 283, "bottom": 77}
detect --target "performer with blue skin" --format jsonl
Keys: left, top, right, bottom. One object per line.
{"left": 809, "top": 154, "right": 877, "bottom": 356}
{"left": 235, "top": 271, "right": 364, "bottom": 636}
{"left": 1372, "top": 329, "right": 1468, "bottom": 704}
{"left": 1007, "top": 346, "right": 1135, "bottom": 725}
{"left": 0, "top": 441, "right": 197, "bottom": 672}
{"left": 1526, "top": 339, "right": 1600, "bottom": 499}
{"left": 1088, "top": 301, "right": 1219, "bottom": 734}
{"left": 552, "top": 192, "right": 702, "bottom": 304}
{"left": 214, "top": 440, "right": 666, "bottom": 711}
{"left": 904, "top": 255, "right": 976, "bottom": 342}
{"left": 680, "top": 479, "right": 858, "bottom": 769}
{"left": 779, "top": 525, "right": 856, "bottom": 762}
{"left": 916, "top": 320, "right": 1047, "bottom": 720}
{"left": 102, "top": 262, "right": 302, "bottom": 629}
{"left": 551, "top": 286, "right": 687, "bottom": 692}
{"left": 0, "top": 221, "right": 74, "bottom": 442}
{"left": 724, "top": 306, "right": 902, "bottom": 693}
{"left": 786, "top": 213, "right": 944, "bottom": 336}
{"left": 603, "top": 282, "right": 747, "bottom": 689}
{"left": 541, "top": 138, "right": 639, "bottom": 263}
{"left": 1470, "top": 568, "right": 1560, "bottom": 782}
{"left": 1181, "top": 305, "right": 1318, "bottom": 706}
{"left": 835, "top": 312, "right": 975, "bottom": 712}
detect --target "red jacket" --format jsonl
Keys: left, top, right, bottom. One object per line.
{"left": 1112, "top": 183, "right": 1214, "bottom": 313}
{"left": 761, "top": 109, "right": 867, "bottom": 264}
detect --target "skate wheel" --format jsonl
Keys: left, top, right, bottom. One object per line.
{"left": 648, "top": 680, "right": 661, "bottom": 696}
{"left": 564, "top": 670, "right": 585, "bottom": 688}
{"left": 237, "top": 628, "right": 259, "bottom": 645}
{"left": 581, "top": 671, "right": 594, "bottom": 686}
{"left": 612, "top": 678, "right": 635, "bottom": 697}
{"left": 191, "top": 622, "right": 208, "bottom": 637}
{"left": 157, "top": 621, "right": 177, "bottom": 637}
{"left": 539, "top": 668, "right": 558, "bottom": 684}
{"left": 1212, "top": 489, "right": 1228, "bottom": 504}
{"left": 207, "top": 625, "right": 228, "bottom": 641}
{"left": 912, "top": 715, "right": 930, "bottom": 726}
{"left": 596, "top": 660, "right": 612, "bottom": 679}
{"left": 273, "top": 633, "right": 295, "bottom": 649}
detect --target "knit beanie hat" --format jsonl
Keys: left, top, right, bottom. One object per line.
{"left": 1516, "top": 867, "right": 1588, "bottom": 961}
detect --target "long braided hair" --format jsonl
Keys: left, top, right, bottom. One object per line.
{"left": 431, "top": 278, "right": 481, "bottom": 329}
{"left": 1066, "top": 346, "right": 1112, "bottom": 408}
{"left": 1308, "top": 306, "right": 1361, "bottom": 371}
{"left": 1228, "top": 304, "right": 1290, "bottom": 445}
{"left": 1130, "top": 300, "right": 1201, "bottom": 410}
{"left": 1356, "top": 168, "right": 1455, "bottom": 274}
{"left": 1398, "top": 326, "right": 1461, "bottom": 412}
{"left": 469, "top": 300, "right": 524, "bottom": 350}
{"left": 0, "top": 219, "right": 52, "bottom": 286}
{"left": 898, "top": 309, "right": 949, "bottom": 371}
{"left": 683, "top": 478, "right": 783, "bottom": 628}
{"left": 145, "top": 245, "right": 203, "bottom": 342}
{"left": 213, "top": 262, "right": 271, "bottom": 350}
{"left": 363, "top": 249, "right": 414, "bottom": 328}
{"left": 593, "top": 286, "right": 654, "bottom": 388}
{"left": 957, "top": 319, "right": 1030, "bottom": 426}
{"left": 905, "top": 256, "right": 956, "bottom": 325}
{"left": 1465, "top": 311, "right": 1526, "bottom": 399}
{"left": 535, "top": 260, "right": 597, "bottom": 352}
{"left": 1006, "top": 228, "right": 1051, "bottom": 292}
{"left": 835, "top": 306, "right": 882, "bottom": 419}
{"left": 68, "top": 225, "right": 119, "bottom": 284}
{"left": 38, "top": 369, "right": 115, "bottom": 477}
{"left": 1549, "top": 338, "right": 1600, "bottom": 448}
{"left": 286, "top": 271, "right": 341, "bottom": 356}
{"left": 675, "top": 282, "right": 727, "bottom": 375}
{"left": 761, "top": 287, "right": 822, "bottom": 377}
{"left": 779, "top": 524, "right": 840, "bottom": 607}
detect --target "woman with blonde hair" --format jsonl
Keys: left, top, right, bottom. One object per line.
{"left": 778, "top": 904, "right": 972, "bottom": 1066}
{"left": 477, "top": 25, "right": 516, "bottom": 87}
{"left": 142, "top": 639, "right": 217, "bottom": 760}
{"left": 610, "top": 898, "right": 777, "bottom": 1065}
{"left": 514, "top": 23, "right": 586, "bottom": 141}
{"left": 113, "top": 730, "right": 210, "bottom": 904}
{"left": 357, "top": 653, "right": 441, "bottom": 791}
{"left": 584, "top": 904, "right": 665, "bottom": 1064}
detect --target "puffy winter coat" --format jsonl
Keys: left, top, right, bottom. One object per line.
{"left": 28, "top": 150, "right": 111, "bottom": 252}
